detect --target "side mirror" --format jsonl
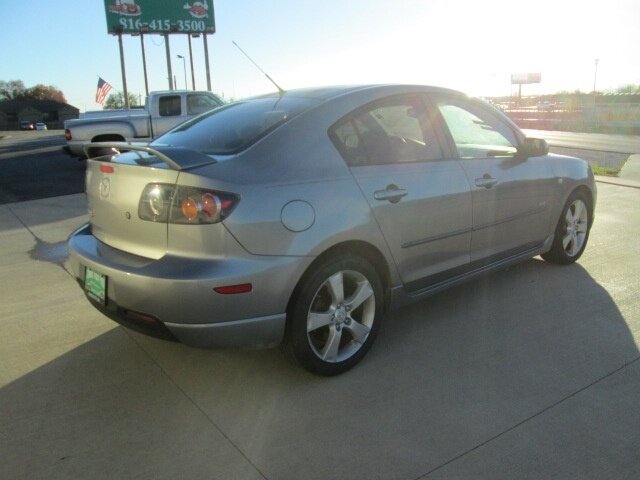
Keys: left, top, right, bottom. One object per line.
{"left": 518, "top": 138, "right": 549, "bottom": 158}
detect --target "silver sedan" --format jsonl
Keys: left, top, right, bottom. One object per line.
{"left": 68, "top": 85, "right": 595, "bottom": 375}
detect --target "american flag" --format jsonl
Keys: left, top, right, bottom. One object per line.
{"left": 95, "top": 77, "right": 113, "bottom": 105}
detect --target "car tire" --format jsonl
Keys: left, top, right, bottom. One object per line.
{"left": 542, "top": 190, "right": 592, "bottom": 265}
{"left": 284, "top": 254, "right": 383, "bottom": 376}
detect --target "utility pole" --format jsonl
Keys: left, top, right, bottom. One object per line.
{"left": 593, "top": 58, "right": 599, "bottom": 93}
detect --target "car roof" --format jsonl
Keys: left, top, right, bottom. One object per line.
{"left": 248, "top": 84, "right": 465, "bottom": 102}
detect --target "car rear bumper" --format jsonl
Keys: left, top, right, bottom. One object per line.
{"left": 67, "top": 224, "right": 307, "bottom": 348}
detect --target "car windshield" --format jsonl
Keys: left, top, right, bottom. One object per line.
{"left": 152, "top": 95, "right": 320, "bottom": 155}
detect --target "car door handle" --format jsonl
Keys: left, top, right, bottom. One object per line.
{"left": 374, "top": 185, "right": 408, "bottom": 203}
{"left": 474, "top": 176, "right": 498, "bottom": 189}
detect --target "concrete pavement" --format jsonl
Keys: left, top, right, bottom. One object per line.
{"left": 1, "top": 184, "right": 639, "bottom": 479}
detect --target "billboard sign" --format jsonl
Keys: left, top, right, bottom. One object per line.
{"left": 511, "top": 73, "right": 542, "bottom": 85}
{"left": 104, "top": 0, "right": 215, "bottom": 34}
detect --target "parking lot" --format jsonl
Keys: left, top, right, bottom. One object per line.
{"left": 1, "top": 133, "right": 639, "bottom": 479}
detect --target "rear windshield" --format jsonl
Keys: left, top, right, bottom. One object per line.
{"left": 152, "top": 95, "right": 320, "bottom": 155}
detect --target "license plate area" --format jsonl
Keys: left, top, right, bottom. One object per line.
{"left": 84, "top": 266, "right": 107, "bottom": 305}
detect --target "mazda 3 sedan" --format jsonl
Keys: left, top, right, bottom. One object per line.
{"left": 68, "top": 85, "right": 595, "bottom": 375}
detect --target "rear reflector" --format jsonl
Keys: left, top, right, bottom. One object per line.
{"left": 214, "top": 283, "right": 252, "bottom": 294}
{"left": 125, "top": 310, "right": 159, "bottom": 324}
{"left": 100, "top": 164, "right": 115, "bottom": 173}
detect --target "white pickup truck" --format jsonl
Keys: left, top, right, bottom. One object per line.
{"left": 63, "top": 90, "right": 224, "bottom": 157}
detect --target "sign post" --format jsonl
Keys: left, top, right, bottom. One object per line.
{"left": 117, "top": 32, "right": 129, "bottom": 109}
{"left": 511, "top": 73, "right": 542, "bottom": 99}
{"left": 203, "top": 33, "right": 212, "bottom": 91}
{"left": 188, "top": 35, "right": 196, "bottom": 90}
{"left": 164, "top": 34, "right": 173, "bottom": 90}
{"left": 140, "top": 33, "right": 149, "bottom": 96}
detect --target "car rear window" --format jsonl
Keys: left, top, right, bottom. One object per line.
{"left": 152, "top": 95, "right": 320, "bottom": 155}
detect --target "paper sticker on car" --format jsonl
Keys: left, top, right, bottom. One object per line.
{"left": 85, "top": 267, "right": 106, "bottom": 305}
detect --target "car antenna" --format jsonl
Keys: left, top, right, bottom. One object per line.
{"left": 232, "top": 41, "right": 285, "bottom": 95}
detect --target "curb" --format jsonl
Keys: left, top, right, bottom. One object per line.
{"left": 594, "top": 176, "right": 640, "bottom": 189}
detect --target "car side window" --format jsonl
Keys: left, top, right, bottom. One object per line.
{"left": 159, "top": 95, "right": 182, "bottom": 117}
{"left": 331, "top": 96, "right": 443, "bottom": 166}
{"left": 187, "top": 94, "right": 220, "bottom": 115}
{"left": 436, "top": 100, "right": 518, "bottom": 159}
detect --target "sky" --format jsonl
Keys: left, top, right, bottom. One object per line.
{"left": 1, "top": 0, "right": 639, "bottom": 112}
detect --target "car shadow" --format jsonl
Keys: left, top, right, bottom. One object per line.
{"left": 0, "top": 257, "right": 636, "bottom": 479}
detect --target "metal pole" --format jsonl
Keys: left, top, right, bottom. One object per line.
{"left": 140, "top": 34, "right": 149, "bottom": 96}
{"left": 203, "top": 34, "right": 212, "bottom": 91}
{"left": 593, "top": 58, "right": 599, "bottom": 93}
{"left": 117, "top": 32, "right": 130, "bottom": 109}
{"left": 164, "top": 34, "right": 173, "bottom": 90}
{"left": 188, "top": 35, "right": 196, "bottom": 90}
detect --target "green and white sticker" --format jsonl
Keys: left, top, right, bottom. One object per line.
{"left": 85, "top": 267, "right": 106, "bottom": 304}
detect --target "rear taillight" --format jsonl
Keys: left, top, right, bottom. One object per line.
{"left": 138, "top": 184, "right": 239, "bottom": 224}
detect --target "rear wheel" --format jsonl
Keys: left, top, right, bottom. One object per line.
{"left": 284, "top": 254, "right": 383, "bottom": 376}
{"left": 542, "top": 190, "right": 592, "bottom": 264}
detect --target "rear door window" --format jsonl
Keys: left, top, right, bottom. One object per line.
{"left": 330, "top": 95, "right": 443, "bottom": 166}
{"left": 187, "top": 94, "right": 221, "bottom": 115}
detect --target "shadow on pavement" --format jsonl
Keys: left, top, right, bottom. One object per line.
{"left": 1, "top": 258, "right": 637, "bottom": 479}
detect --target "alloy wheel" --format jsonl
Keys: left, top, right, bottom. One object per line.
{"left": 306, "top": 270, "right": 376, "bottom": 363}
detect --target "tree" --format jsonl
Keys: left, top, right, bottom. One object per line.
{"left": 104, "top": 92, "right": 140, "bottom": 109}
{"left": 0, "top": 80, "right": 26, "bottom": 100}
{"left": 0, "top": 79, "right": 67, "bottom": 103}
{"left": 614, "top": 84, "right": 640, "bottom": 94}
{"left": 25, "top": 84, "right": 66, "bottom": 103}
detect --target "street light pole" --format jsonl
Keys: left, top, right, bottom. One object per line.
{"left": 593, "top": 58, "right": 599, "bottom": 93}
{"left": 177, "top": 55, "right": 187, "bottom": 91}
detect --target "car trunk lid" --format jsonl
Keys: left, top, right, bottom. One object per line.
{"left": 85, "top": 145, "right": 217, "bottom": 259}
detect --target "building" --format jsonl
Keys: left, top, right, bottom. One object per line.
{"left": 0, "top": 100, "right": 79, "bottom": 130}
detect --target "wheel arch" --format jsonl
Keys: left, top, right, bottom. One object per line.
{"left": 572, "top": 184, "right": 595, "bottom": 212}
{"left": 286, "top": 240, "right": 392, "bottom": 317}
{"left": 91, "top": 133, "right": 126, "bottom": 143}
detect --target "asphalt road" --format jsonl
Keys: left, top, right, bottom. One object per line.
{"left": 0, "top": 130, "right": 85, "bottom": 204}
{"left": 523, "top": 129, "right": 640, "bottom": 154}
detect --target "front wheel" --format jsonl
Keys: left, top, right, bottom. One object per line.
{"left": 542, "top": 190, "right": 592, "bottom": 264}
{"left": 284, "top": 254, "right": 383, "bottom": 376}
